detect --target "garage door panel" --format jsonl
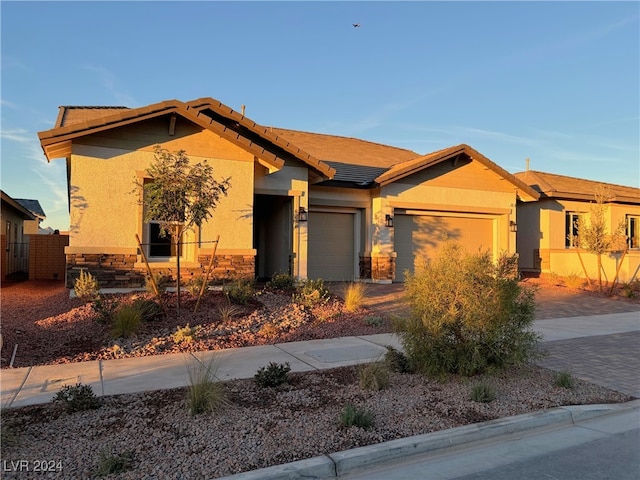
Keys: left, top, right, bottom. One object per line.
{"left": 395, "top": 214, "right": 493, "bottom": 279}
{"left": 308, "top": 212, "right": 355, "bottom": 281}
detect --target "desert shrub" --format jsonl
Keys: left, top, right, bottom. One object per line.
{"left": 621, "top": 282, "right": 637, "bottom": 299}
{"left": 339, "top": 403, "right": 374, "bottom": 430}
{"left": 91, "top": 296, "right": 120, "bottom": 324}
{"left": 186, "top": 359, "right": 228, "bottom": 415}
{"left": 384, "top": 346, "right": 414, "bottom": 373}
{"left": 74, "top": 269, "right": 100, "bottom": 299}
{"left": 343, "top": 282, "right": 366, "bottom": 312}
{"left": 358, "top": 361, "right": 390, "bottom": 391}
{"left": 554, "top": 370, "right": 575, "bottom": 389}
{"left": 470, "top": 380, "right": 496, "bottom": 403}
{"left": 293, "top": 278, "right": 330, "bottom": 308}
{"left": 173, "top": 324, "right": 201, "bottom": 344}
{"left": 186, "top": 276, "right": 207, "bottom": 296}
{"left": 224, "top": 278, "right": 255, "bottom": 305}
{"left": 396, "top": 242, "right": 540, "bottom": 377}
{"left": 564, "top": 273, "right": 584, "bottom": 290}
{"left": 1, "top": 423, "right": 18, "bottom": 449}
{"left": 217, "top": 303, "right": 241, "bottom": 323}
{"left": 258, "top": 322, "right": 280, "bottom": 338}
{"left": 254, "top": 362, "right": 291, "bottom": 388}
{"left": 132, "top": 298, "right": 164, "bottom": 322}
{"left": 267, "top": 272, "right": 297, "bottom": 292}
{"left": 111, "top": 304, "right": 142, "bottom": 338}
{"left": 364, "top": 316, "right": 384, "bottom": 327}
{"left": 53, "top": 383, "right": 101, "bottom": 413}
{"left": 145, "top": 273, "right": 170, "bottom": 295}
{"left": 95, "top": 449, "right": 134, "bottom": 476}
{"left": 546, "top": 271, "right": 560, "bottom": 286}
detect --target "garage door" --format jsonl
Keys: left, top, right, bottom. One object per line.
{"left": 395, "top": 214, "right": 494, "bottom": 280}
{"left": 308, "top": 211, "right": 355, "bottom": 281}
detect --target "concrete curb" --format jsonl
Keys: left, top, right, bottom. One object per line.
{"left": 217, "top": 401, "right": 639, "bottom": 480}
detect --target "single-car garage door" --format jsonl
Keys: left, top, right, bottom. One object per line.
{"left": 395, "top": 213, "right": 494, "bottom": 280}
{"left": 308, "top": 211, "right": 355, "bottom": 281}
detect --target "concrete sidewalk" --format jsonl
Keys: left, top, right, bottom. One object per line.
{"left": 1, "top": 311, "right": 638, "bottom": 409}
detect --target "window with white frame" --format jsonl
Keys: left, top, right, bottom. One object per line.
{"left": 627, "top": 215, "right": 640, "bottom": 249}
{"left": 565, "top": 212, "right": 584, "bottom": 247}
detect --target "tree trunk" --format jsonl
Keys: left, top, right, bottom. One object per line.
{"left": 597, "top": 253, "right": 603, "bottom": 292}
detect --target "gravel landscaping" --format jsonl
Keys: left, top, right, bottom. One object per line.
{"left": 0, "top": 280, "right": 636, "bottom": 479}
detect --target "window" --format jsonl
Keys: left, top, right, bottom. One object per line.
{"left": 627, "top": 215, "right": 640, "bottom": 249}
{"left": 147, "top": 222, "right": 179, "bottom": 258}
{"left": 565, "top": 212, "right": 583, "bottom": 247}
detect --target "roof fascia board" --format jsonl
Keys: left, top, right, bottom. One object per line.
{"left": 1, "top": 192, "right": 37, "bottom": 220}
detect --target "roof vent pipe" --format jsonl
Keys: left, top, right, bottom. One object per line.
{"left": 241, "top": 105, "right": 245, "bottom": 116}
{"left": 525, "top": 157, "right": 530, "bottom": 172}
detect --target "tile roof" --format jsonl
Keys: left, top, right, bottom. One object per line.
{"left": 1, "top": 191, "right": 37, "bottom": 220}
{"left": 55, "top": 106, "right": 130, "bottom": 128}
{"left": 514, "top": 170, "right": 640, "bottom": 204}
{"left": 14, "top": 199, "right": 46, "bottom": 219}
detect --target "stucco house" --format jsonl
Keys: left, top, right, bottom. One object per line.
{"left": 37, "top": 97, "right": 539, "bottom": 288}
{"left": 1, "top": 190, "right": 37, "bottom": 280}
{"left": 514, "top": 170, "right": 640, "bottom": 283}
{"left": 15, "top": 198, "right": 47, "bottom": 235}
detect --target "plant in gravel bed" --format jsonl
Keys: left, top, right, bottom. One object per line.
{"left": 293, "top": 278, "right": 330, "bottom": 308}
{"left": 398, "top": 242, "right": 541, "bottom": 378}
{"left": 343, "top": 282, "right": 366, "bottom": 312}
{"left": 254, "top": 362, "right": 291, "bottom": 388}
{"left": 91, "top": 295, "right": 121, "bottom": 324}
{"left": 563, "top": 273, "right": 584, "bottom": 290}
{"left": 186, "top": 359, "right": 228, "bottom": 415}
{"left": 173, "top": 324, "right": 201, "bottom": 344}
{"left": 53, "top": 383, "right": 101, "bottom": 413}
{"left": 74, "top": 269, "right": 100, "bottom": 299}
{"left": 95, "top": 448, "right": 134, "bottom": 477}
{"left": 186, "top": 275, "right": 208, "bottom": 295}
{"left": 111, "top": 304, "right": 143, "bottom": 338}
{"left": 217, "top": 302, "right": 241, "bottom": 323}
{"left": 1, "top": 423, "right": 18, "bottom": 449}
{"left": 358, "top": 361, "right": 390, "bottom": 390}
{"left": 146, "top": 273, "right": 170, "bottom": 295}
{"left": 554, "top": 370, "right": 575, "bottom": 389}
{"left": 470, "top": 380, "right": 496, "bottom": 403}
{"left": 384, "top": 346, "right": 414, "bottom": 373}
{"left": 364, "top": 315, "right": 384, "bottom": 327}
{"left": 258, "top": 322, "right": 280, "bottom": 339}
{"left": 224, "top": 278, "right": 255, "bottom": 305}
{"left": 339, "top": 403, "right": 374, "bottom": 430}
{"left": 132, "top": 298, "right": 164, "bottom": 321}
{"left": 267, "top": 272, "right": 297, "bottom": 292}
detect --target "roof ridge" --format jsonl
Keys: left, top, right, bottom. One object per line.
{"left": 517, "top": 170, "right": 639, "bottom": 191}
{"left": 59, "top": 105, "right": 130, "bottom": 109}
{"left": 270, "top": 127, "right": 421, "bottom": 156}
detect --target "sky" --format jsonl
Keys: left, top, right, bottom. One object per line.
{"left": 1, "top": 1, "right": 639, "bottom": 231}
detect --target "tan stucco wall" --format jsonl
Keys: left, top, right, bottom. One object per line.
{"left": 68, "top": 125, "right": 255, "bottom": 258}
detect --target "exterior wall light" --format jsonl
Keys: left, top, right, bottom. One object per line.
{"left": 298, "top": 207, "right": 308, "bottom": 222}
{"left": 509, "top": 220, "right": 518, "bottom": 233}
{"left": 385, "top": 214, "right": 394, "bottom": 228}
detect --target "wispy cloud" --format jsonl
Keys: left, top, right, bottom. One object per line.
{"left": 82, "top": 64, "right": 137, "bottom": 106}
{"left": 0, "top": 128, "right": 32, "bottom": 143}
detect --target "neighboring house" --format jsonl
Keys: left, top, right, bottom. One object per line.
{"left": 37, "top": 97, "right": 539, "bottom": 288}
{"left": 15, "top": 198, "right": 47, "bottom": 234}
{"left": 1, "top": 190, "right": 37, "bottom": 280}
{"left": 514, "top": 170, "right": 640, "bottom": 283}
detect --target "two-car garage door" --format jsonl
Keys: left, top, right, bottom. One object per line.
{"left": 394, "top": 213, "right": 494, "bottom": 280}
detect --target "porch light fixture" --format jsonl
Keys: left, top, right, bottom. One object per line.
{"left": 298, "top": 207, "right": 308, "bottom": 222}
{"left": 385, "top": 214, "right": 394, "bottom": 228}
{"left": 510, "top": 221, "right": 518, "bottom": 233}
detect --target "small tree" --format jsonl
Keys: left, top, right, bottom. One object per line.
{"left": 140, "top": 146, "right": 231, "bottom": 315}
{"left": 576, "top": 186, "right": 626, "bottom": 292}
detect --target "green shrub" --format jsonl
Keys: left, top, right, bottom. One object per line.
{"left": 224, "top": 278, "right": 255, "bottom": 305}
{"left": 53, "top": 383, "right": 101, "bottom": 413}
{"left": 254, "top": 362, "right": 291, "bottom": 388}
{"left": 384, "top": 346, "right": 414, "bottom": 373}
{"left": 621, "top": 282, "right": 636, "bottom": 299}
{"left": 111, "top": 304, "right": 142, "bottom": 338}
{"left": 95, "top": 449, "right": 133, "bottom": 477}
{"left": 470, "top": 380, "right": 496, "bottom": 403}
{"left": 293, "top": 278, "right": 330, "bottom": 308}
{"left": 364, "top": 316, "right": 384, "bottom": 327}
{"left": 186, "top": 359, "right": 228, "bottom": 415}
{"left": 339, "top": 403, "right": 374, "bottom": 430}
{"left": 396, "top": 242, "right": 541, "bottom": 377}
{"left": 267, "top": 272, "right": 297, "bottom": 291}
{"left": 132, "top": 298, "right": 164, "bottom": 322}
{"left": 359, "top": 361, "right": 390, "bottom": 391}
{"left": 173, "top": 324, "right": 201, "bottom": 344}
{"left": 554, "top": 370, "right": 575, "bottom": 389}
{"left": 74, "top": 269, "right": 100, "bottom": 299}
{"left": 186, "top": 276, "right": 207, "bottom": 296}
{"left": 91, "top": 296, "right": 120, "bottom": 324}
{"left": 343, "top": 282, "right": 366, "bottom": 312}
{"left": 145, "top": 273, "right": 170, "bottom": 295}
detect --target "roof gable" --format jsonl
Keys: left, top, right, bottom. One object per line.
{"left": 1, "top": 191, "right": 37, "bottom": 220}
{"left": 38, "top": 98, "right": 335, "bottom": 181}
{"left": 376, "top": 144, "right": 540, "bottom": 201}
{"left": 15, "top": 199, "right": 46, "bottom": 219}
{"left": 514, "top": 170, "right": 640, "bottom": 204}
